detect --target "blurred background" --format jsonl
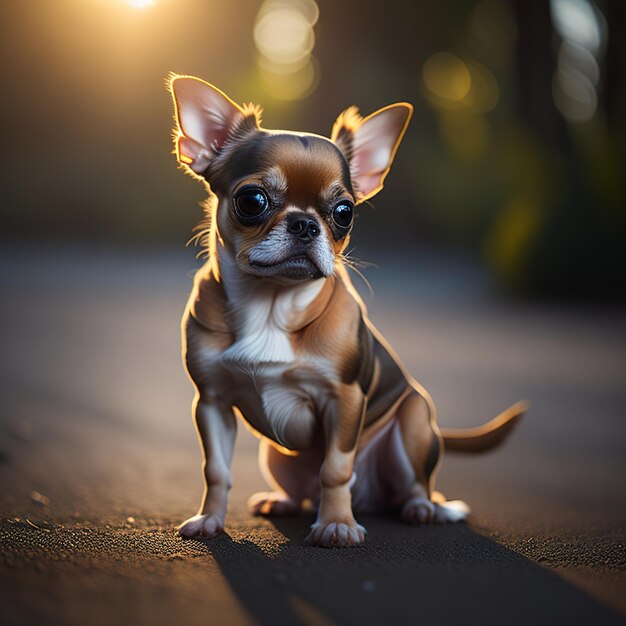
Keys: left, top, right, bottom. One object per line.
{"left": 1, "top": 0, "right": 625, "bottom": 298}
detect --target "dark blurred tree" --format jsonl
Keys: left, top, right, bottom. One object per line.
{"left": 489, "top": 0, "right": 626, "bottom": 299}
{"left": 514, "top": 0, "right": 566, "bottom": 144}
{"left": 603, "top": 0, "right": 626, "bottom": 123}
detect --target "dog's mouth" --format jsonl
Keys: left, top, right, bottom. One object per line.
{"left": 248, "top": 254, "right": 323, "bottom": 281}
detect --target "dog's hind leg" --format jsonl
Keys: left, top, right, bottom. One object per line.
{"left": 248, "top": 439, "right": 322, "bottom": 516}
{"left": 387, "top": 391, "right": 469, "bottom": 524}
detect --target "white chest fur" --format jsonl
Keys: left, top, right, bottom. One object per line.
{"left": 219, "top": 252, "right": 325, "bottom": 365}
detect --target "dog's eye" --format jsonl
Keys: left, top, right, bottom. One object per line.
{"left": 234, "top": 188, "right": 269, "bottom": 222}
{"left": 331, "top": 201, "right": 354, "bottom": 229}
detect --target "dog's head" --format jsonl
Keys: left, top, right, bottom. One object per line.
{"left": 170, "top": 76, "right": 412, "bottom": 284}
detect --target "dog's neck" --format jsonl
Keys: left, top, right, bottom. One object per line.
{"left": 213, "top": 243, "right": 335, "bottom": 363}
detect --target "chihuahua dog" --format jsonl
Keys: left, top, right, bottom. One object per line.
{"left": 169, "top": 75, "right": 525, "bottom": 548}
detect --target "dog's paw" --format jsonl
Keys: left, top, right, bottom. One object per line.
{"left": 401, "top": 497, "right": 470, "bottom": 525}
{"left": 305, "top": 521, "right": 366, "bottom": 548}
{"left": 248, "top": 491, "right": 300, "bottom": 516}
{"left": 176, "top": 514, "right": 224, "bottom": 539}
{"left": 401, "top": 497, "right": 436, "bottom": 524}
{"left": 436, "top": 499, "right": 470, "bottom": 523}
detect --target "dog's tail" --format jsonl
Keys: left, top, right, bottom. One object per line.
{"left": 440, "top": 401, "right": 527, "bottom": 453}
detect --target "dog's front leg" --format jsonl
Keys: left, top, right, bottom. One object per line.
{"left": 177, "top": 392, "right": 237, "bottom": 539}
{"left": 306, "top": 384, "right": 366, "bottom": 548}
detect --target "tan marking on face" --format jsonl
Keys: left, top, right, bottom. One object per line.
{"left": 320, "top": 182, "right": 352, "bottom": 207}
{"left": 261, "top": 166, "right": 288, "bottom": 196}
{"left": 272, "top": 139, "right": 347, "bottom": 210}
{"left": 337, "top": 233, "right": 351, "bottom": 255}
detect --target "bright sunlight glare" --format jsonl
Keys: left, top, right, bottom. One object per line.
{"left": 126, "top": 0, "right": 156, "bottom": 8}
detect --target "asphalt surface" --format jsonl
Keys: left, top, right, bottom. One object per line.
{"left": 0, "top": 244, "right": 624, "bottom": 626}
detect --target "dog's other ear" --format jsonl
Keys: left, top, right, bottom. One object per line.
{"left": 331, "top": 103, "right": 412, "bottom": 203}
{"left": 170, "top": 76, "right": 256, "bottom": 175}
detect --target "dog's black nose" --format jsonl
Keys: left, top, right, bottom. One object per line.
{"left": 286, "top": 215, "right": 321, "bottom": 242}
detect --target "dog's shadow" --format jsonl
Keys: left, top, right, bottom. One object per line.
{"left": 187, "top": 514, "right": 621, "bottom": 626}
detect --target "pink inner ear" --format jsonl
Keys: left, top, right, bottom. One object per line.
{"left": 172, "top": 77, "right": 245, "bottom": 169}
{"left": 177, "top": 136, "right": 212, "bottom": 174}
{"left": 350, "top": 105, "right": 411, "bottom": 201}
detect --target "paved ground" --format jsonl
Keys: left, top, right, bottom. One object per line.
{"left": 0, "top": 244, "right": 624, "bottom": 626}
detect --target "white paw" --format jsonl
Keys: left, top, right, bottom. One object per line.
{"left": 401, "top": 497, "right": 470, "bottom": 525}
{"left": 436, "top": 499, "right": 470, "bottom": 523}
{"left": 177, "top": 514, "right": 224, "bottom": 539}
{"left": 248, "top": 491, "right": 299, "bottom": 516}
{"left": 305, "top": 521, "right": 366, "bottom": 548}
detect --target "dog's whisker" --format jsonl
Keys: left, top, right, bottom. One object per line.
{"left": 341, "top": 248, "right": 377, "bottom": 271}
{"left": 337, "top": 254, "right": 374, "bottom": 296}
{"left": 348, "top": 264, "right": 374, "bottom": 296}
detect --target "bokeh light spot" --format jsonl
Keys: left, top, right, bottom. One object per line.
{"left": 254, "top": 8, "right": 314, "bottom": 65}
{"left": 558, "top": 40, "right": 600, "bottom": 85}
{"left": 257, "top": 0, "right": 319, "bottom": 27}
{"left": 253, "top": 0, "right": 319, "bottom": 101}
{"left": 423, "top": 53, "right": 472, "bottom": 103}
{"left": 551, "top": 0, "right": 603, "bottom": 53}
{"left": 550, "top": 0, "right": 605, "bottom": 124}
{"left": 552, "top": 68, "right": 597, "bottom": 122}
{"left": 464, "top": 60, "right": 499, "bottom": 113}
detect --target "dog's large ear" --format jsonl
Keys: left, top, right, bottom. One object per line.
{"left": 331, "top": 103, "right": 412, "bottom": 203}
{"left": 169, "top": 76, "right": 258, "bottom": 175}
